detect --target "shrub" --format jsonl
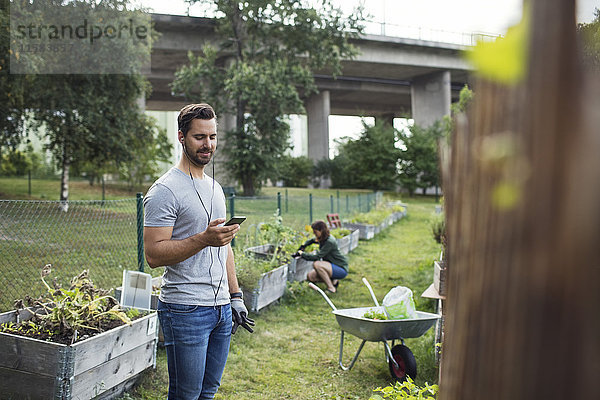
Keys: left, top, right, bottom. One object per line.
{"left": 370, "top": 377, "right": 438, "bottom": 400}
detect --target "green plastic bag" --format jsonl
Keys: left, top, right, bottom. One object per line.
{"left": 382, "top": 286, "right": 417, "bottom": 320}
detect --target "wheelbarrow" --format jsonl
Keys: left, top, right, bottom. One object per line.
{"left": 309, "top": 278, "right": 440, "bottom": 381}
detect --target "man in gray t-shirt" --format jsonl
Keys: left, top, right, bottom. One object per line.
{"left": 143, "top": 103, "right": 254, "bottom": 400}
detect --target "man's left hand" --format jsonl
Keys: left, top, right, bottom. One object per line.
{"left": 231, "top": 298, "right": 255, "bottom": 334}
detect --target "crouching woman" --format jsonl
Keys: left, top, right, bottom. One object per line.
{"left": 297, "top": 220, "right": 348, "bottom": 293}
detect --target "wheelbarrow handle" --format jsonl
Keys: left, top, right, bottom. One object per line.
{"left": 362, "top": 277, "right": 380, "bottom": 307}
{"left": 308, "top": 282, "right": 337, "bottom": 311}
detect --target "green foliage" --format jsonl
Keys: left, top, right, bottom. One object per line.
{"left": 1, "top": 0, "right": 160, "bottom": 201}
{"left": 273, "top": 155, "right": 313, "bottom": 187}
{"left": 397, "top": 122, "right": 444, "bottom": 196}
{"left": 351, "top": 208, "right": 390, "bottom": 226}
{"left": 0, "top": 144, "right": 40, "bottom": 176}
{"left": 257, "top": 211, "right": 309, "bottom": 264}
{"left": 2, "top": 265, "right": 132, "bottom": 344}
{"left": 578, "top": 8, "right": 600, "bottom": 70}
{"left": 370, "top": 377, "right": 438, "bottom": 400}
{"left": 362, "top": 310, "right": 388, "bottom": 320}
{"left": 430, "top": 213, "right": 445, "bottom": 244}
{"left": 350, "top": 202, "right": 401, "bottom": 225}
{"left": 330, "top": 120, "right": 401, "bottom": 190}
{"left": 171, "top": 0, "right": 364, "bottom": 196}
{"left": 330, "top": 228, "right": 351, "bottom": 239}
{"left": 231, "top": 250, "right": 266, "bottom": 291}
{"left": 234, "top": 211, "right": 310, "bottom": 289}
{"left": 467, "top": 8, "right": 529, "bottom": 84}
{"left": 117, "top": 116, "right": 172, "bottom": 189}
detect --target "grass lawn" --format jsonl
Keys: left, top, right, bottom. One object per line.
{"left": 123, "top": 197, "right": 441, "bottom": 400}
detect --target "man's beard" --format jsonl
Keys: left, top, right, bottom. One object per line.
{"left": 185, "top": 145, "right": 212, "bottom": 166}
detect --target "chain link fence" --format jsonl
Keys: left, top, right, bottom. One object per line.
{"left": 0, "top": 199, "right": 141, "bottom": 311}
{"left": 0, "top": 190, "right": 382, "bottom": 311}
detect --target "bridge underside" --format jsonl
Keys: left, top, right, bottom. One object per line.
{"left": 145, "top": 14, "right": 472, "bottom": 186}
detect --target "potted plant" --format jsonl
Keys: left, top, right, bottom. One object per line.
{"left": 0, "top": 266, "right": 158, "bottom": 399}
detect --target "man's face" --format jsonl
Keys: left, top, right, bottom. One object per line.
{"left": 182, "top": 118, "right": 217, "bottom": 166}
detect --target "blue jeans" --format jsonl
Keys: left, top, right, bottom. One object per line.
{"left": 157, "top": 300, "right": 232, "bottom": 400}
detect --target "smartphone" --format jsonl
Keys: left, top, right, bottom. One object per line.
{"left": 224, "top": 216, "right": 246, "bottom": 226}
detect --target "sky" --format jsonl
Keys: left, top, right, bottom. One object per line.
{"left": 140, "top": 0, "right": 599, "bottom": 158}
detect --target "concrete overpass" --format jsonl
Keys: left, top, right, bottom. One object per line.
{"left": 146, "top": 13, "right": 473, "bottom": 163}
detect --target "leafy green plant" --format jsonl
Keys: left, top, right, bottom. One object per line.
{"left": 256, "top": 211, "right": 310, "bottom": 266}
{"left": 1, "top": 265, "right": 134, "bottom": 344}
{"left": 330, "top": 228, "right": 351, "bottom": 239}
{"left": 370, "top": 377, "right": 438, "bottom": 400}
{"left": 362, "top": 310, "right": 388, "bottom": 320}
{"left": 234, "top": 250, "right": 270, "bottom": 290}
{"left": 350, "top": 204, "right": 396, "bottom": 225}
{"left": 430, "top": 213, "right": 445, "bottom": 244}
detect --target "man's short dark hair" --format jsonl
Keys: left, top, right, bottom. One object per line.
{"left": 177, "top": 103, "right": 217, "bottom": 137}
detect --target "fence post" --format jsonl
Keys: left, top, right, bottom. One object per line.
{"left": 277, "top": 192, "right": 282, "bottom": 214}
{"left": 346, "top": 195, "right": 349, "bottom": 213}
{"left": 230, "top": 194, "right": 236, "bottom": 247}
{"left": 28, "top": 170, "right": 31, "bottom": 196}
{"left": 285, "top": 188, "right": 288, "bottom": 213}
{"left": 367, "top": 193, "right": 371, "bottom": 212}
{"left": 136, "top": 192, "right": 144, "bottom": 272}
{"left": 330, "top": 195, "right": 334, "bottom": 213}
{"left": 337, "top": 190, "right": 340, "bottom": 213}
{"left": 358, "top": 194, "right": 362, "bottom": 212}
{"left": 309, "top": 193, "right": 313, "bottom": 223}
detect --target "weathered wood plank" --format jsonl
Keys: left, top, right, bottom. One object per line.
{"left": 246, "top": 263, "right": 287, "bottom": 312}
{"left": 289, "top": 257, "right": 313, "bottom": 282}
{"left": 0, "top": 330, "right": 64, "bottom": 377}
{"left": 72, "top": 312, "right": 158, "bottom": 375}
{"left": 349, "top": 229, "right": 360, "bottom": 251}
{"left": 0, "top": 366, "right": 56, "bottom": 399}
{"left": 70, "top": 340, "right": 156, "bottom": 400}
{"left": 343, "top": 222, "right": 375, "bottom": 240}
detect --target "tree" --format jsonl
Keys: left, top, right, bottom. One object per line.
{"left": 0, "top": 0, "right": 36, "bottom": 153}
{"left": 329, "top": 120, "right": 401, "bottom": 190}
{"left": 271, "top": 154, "right": 313, "bottom": 187}
{"left": 578, "top": 8, "right": 600, "bottom": 69}
{"left": 117, "top": 117, "right": 172, "bottom": 189}
{"left": 397, "top": 122, "right": 444, "bottom": 196}
{"left": 171, "top": 0, "right": 364, "bottom": 196}
{"left": 5, "top": 0, "right": 163, "bottom": 208}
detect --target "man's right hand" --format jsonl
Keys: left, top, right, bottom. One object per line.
{"left": 197, "top": 218, "right": 239, "bottom": 247}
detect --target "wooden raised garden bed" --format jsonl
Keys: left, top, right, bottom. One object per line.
{"left": 0, "top": 308, "right": 158, "bottom": 400}
{"left": 343, "top": 222, "right": 376, "bottom": 240}
{"left": 243, "top": 244, "right": 289, "bottom": 312}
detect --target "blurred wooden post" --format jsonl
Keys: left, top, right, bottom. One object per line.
{"left": 439, "top": 1, "right": 600, "bottom": 399}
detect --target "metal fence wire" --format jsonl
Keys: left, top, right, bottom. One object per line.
{"left": 0, "top": 191, "right": 382, "bottom": 312}
{"left": 0, "top": 199, "right": 139, "bottom": 311}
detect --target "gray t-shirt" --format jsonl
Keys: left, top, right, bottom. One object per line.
{"left": 143, "top": 167, "right": 230, "bottom": 306}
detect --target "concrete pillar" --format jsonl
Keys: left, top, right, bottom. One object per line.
{"left": 306, "top": 90, "right": 331, "bottom": 188}
{"left": 410, "top": 71, "right": 451, "bottom": 128}
{"left": 306, "top": 90, "right": 330, "bottom": 162}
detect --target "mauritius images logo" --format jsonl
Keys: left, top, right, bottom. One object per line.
{"left": 10, "top": 2, "right": 151, "bottom": 74}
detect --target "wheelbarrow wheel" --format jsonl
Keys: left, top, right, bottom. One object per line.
{"left": 388, "top": 344, "right": 417, "bottom": 382}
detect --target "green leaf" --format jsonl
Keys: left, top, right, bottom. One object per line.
{"left": 467, "top": 10, "right": 529, "bottom": 84}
